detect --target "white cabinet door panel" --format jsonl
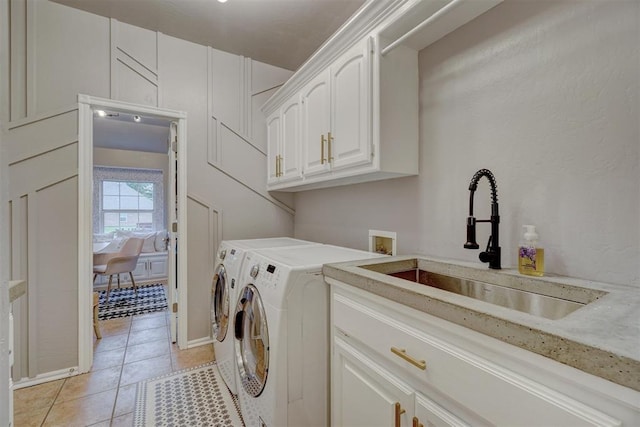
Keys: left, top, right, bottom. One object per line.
{"left": 280, "top": 95, "right": 302, "bottom": 182}
{"left": 333, "top": 336, "right": 413, "bottom": 427}
{"left": 266, "top": 111, "right": 281, "bottom": 185}
{"left": 148, "top": 255, "right": 168, "bottom": 279}
{"left": 330, "top": 38, "right": 371, "bottom": 171}
{"left": 301, "top": 70, "right": 331, "bottom": 177}
{"left": 414, "top": 392, "right": 471, "bottom": 427}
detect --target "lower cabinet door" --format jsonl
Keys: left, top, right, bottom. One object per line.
{"left": 333, "top": 336, "right": 413, "bottom": 427}
{"left": 130, "top": 259, "right": 148, "bottom": 282}
{"left": 148, "top": 255, "right": 168, "bottom": 279}
{"left": 414, "top": 393, "right": 470, "bottom": 427}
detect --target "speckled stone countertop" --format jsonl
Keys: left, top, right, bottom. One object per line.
{"left": 9, "top": 280, "right": 27, "bottom": 303}
{"left": 323, "top": 255, "right": 640, "bottom": 392}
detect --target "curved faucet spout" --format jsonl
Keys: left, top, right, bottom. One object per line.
{"left": 469, "top": 168, "right": 498, "bottom": 203}
{"left": 464, "top": 169, "right": 501, "bottom": 269}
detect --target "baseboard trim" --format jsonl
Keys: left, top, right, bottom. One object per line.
{"left": 187, "top": 337, "right": 213, "bottom": 349}
{"left": 13, "top": 366, "right": 79, "bottom": 390}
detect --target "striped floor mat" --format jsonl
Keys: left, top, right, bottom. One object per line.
{"left": 98, "top": 283, "right": 168, "bottom": 320}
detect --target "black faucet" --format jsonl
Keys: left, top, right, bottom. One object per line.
{"left": 464, "top": 169, "right": 501, "bottom": 269}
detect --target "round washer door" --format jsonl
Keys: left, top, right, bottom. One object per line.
{"left": 234, "top": 284, "right": 269, "bottom": 397}
{"left": 211, "top": 264, "right": 229, "bottom": 342}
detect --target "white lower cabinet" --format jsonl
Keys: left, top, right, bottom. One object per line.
{"left": 330, "top": 281, "right": 637, "bottom": 426}
{"left": 334, "top": 335, "right": 470, "bottom": 427}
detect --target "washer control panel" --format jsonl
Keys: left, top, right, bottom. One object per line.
{"left": 254, "top": 260, "right": 284, "bottom": 291}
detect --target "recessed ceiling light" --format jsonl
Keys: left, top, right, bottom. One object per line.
{"left": 218, "top": 0, "right": 228, "bottom": 3}
{"left": 134, "top": 115, "right": 141, "bottom": 122}
{"left": 96, "top": 110, "right": 106, "bottom": 117}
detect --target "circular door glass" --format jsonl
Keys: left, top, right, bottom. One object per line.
{"left": 211, "top": 264, "right": 229, "bottom": 342}
{"left": 234, "top": 284, "right": 269, "bottom": 397}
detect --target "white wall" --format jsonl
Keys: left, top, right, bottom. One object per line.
{"left": 0, "top": 0, "right": 10, "bottom": 417}
{"left": 1, "top": 0, "right": 294, "bottom": 386}
{"left": 0, "top": 19, "right": 10, "bottom": 420}
{"left": 295, "top": 0, "right": 639, "bottom": 287}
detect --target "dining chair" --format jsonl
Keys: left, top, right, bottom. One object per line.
{"left": 93, "top": 237, "right": 144, "bottom": 302}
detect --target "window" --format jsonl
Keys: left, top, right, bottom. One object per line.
{"left": 102, "top": 181, "right": 155, "bottom": 232}
{"left": 94, "top": 167, "right": 164, "bottom": 234}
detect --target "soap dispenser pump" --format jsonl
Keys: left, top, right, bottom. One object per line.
{"left": 518, "top": 225, "right": 544, "bottom": 276}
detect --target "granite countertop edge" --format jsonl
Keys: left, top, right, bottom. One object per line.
{"left": 322, "top": 255, "right": 640, "bottom": 392}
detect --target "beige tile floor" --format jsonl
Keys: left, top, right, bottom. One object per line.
{"left": 13, "top": 310, "right": 215, "bottom": 427}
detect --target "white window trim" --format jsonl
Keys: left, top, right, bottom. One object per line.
{"left": 93, "top": 166, "right": 164, "bottom": 234}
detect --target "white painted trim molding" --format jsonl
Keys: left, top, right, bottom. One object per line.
{"left": 77, "top": 94, "right": 189, "bottom": 373}
{"left": 187, "top": 337, "right": 214, "bottom": 349}
{"left": 12, "top": 366, "right": 79, "bottom": 390}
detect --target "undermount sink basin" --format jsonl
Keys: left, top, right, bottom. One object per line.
{"left": 359, "top": 259, "right": 606, "bottom": 320}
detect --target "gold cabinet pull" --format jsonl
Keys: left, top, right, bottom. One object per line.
{"left": 321, "top": 134, "right": 326, "bottom": 164}
{"left": 391, "top": 347, "right": 426, "bottom": 370}
{"left": 275, "top": 155, "right": 279, "bottom": 177}
{"left": 394, "top": 402, "right": 406, "bottom": 427}
{"left": 327, "top": 131, "right": 334, "bottom": 161}
{"left": 412, "top": 417, "right": 424, "bottom": 427}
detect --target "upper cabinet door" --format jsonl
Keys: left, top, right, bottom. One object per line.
{"left": 301, "top": 70, "right": 331, "bottom": 177}
{"left": 330, "top": 38, "right": 372, "bottom": 171}
{"left": 280, "top": 94, "right": 302, "bottom": 182}
{"left": 266, "top": 111, "right": 281, "bottom": 185}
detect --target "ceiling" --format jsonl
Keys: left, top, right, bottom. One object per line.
{"left": 93, "top": 112, "right": 172, "bottom": 154}
{"left": 52, "top": 0, "right": 367, "bottom": 71}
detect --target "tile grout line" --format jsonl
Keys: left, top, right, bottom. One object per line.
{"left": 39, "top": 377, "right": 67, "bottom": 426}
{"left": 109, "top": 314, "right": 133, "bottom": 424}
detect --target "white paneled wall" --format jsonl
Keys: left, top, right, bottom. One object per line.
{"left": 34, "top": 1, "right": 110, "bottom": 116}
{"left": 2, "top": 0, "right": 294, "bottom": 386}
{"left": 111, "top": 21, "right": 159, "bottom": 106}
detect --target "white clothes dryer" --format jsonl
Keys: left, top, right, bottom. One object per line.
{"left": 211, "top": 238, "right": 319, "bottom": 397}
{"left": 233, "top": 245, "right": 386, "bottom": 427}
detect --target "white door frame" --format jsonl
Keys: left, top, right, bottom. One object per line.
{"left": 77, "top": 94, "right": 189, "bottom": 373}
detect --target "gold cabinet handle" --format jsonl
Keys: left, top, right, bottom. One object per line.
{"left": 391, "top": 347, "right": 426, "bottom": 370}
{"left": 394, "top": 402, "right": 406, "bottom": 427}
{"left": 412, "top": 417, "right": 424, "bottom": 427}
{"left": 275, "top": 155, "right": 279, "bottom": 177}
{"left": 279, "top": 155, "right": 283, "bottom": 177}
{"left": 320, "top": 134, "right": 326, "bottom": 164}
{"left": 327, "top": 131, "right": 334, "bottom": 162}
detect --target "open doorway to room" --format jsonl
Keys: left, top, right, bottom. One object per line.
{"left": 78, "top": 95, "right": 188, "bottom": 374}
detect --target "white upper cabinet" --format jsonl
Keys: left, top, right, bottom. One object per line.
{"left": 280, "top": 95, "right": 302, "bottom": 182}
{"left": 263, "top": 0, "right": 506, "bottom": 192}
{"left": 267, "top": 94, "right": 302, "bottom": 186}
{"left": 302, "top": 38, "right": 371, "bottom": 178}
{"left": 301, "top": 70, "right": 331, "bottom": 177}
{"left": 266, "top": 111, "right": 281, "bottom": 185}
{"left": 329, "top": 38, "right": 372, "bottom": 171}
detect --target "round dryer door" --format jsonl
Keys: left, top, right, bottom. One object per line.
{"left": 211, "top": 264, "right": 229, "bottom": 342}
{"left": 234, "top": 284, "right": 269, "bottom": 397}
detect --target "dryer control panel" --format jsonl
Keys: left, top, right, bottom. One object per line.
{"left": 253, "top": 260, "right": 284, "bottom": 292}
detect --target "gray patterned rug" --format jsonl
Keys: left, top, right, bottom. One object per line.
{"left": 134, "top": 363, "right": 244, "bottom": 427}
{"left": 98, "top": 283, "right": 167, "bottom": 320}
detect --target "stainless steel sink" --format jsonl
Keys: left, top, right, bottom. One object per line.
{"left": 359, "top": 259, "right": 605, "bottom": 320}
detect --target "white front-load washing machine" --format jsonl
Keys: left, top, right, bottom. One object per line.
{"left": 211, "top": 238, "right": 319, "bottom": 397}
{"left": 232, "top": 244, "right": 386, "bottom": 426}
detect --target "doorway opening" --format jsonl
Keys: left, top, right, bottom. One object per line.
{"left": 78, "top": 95, "right": 188, "bottom": 373}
